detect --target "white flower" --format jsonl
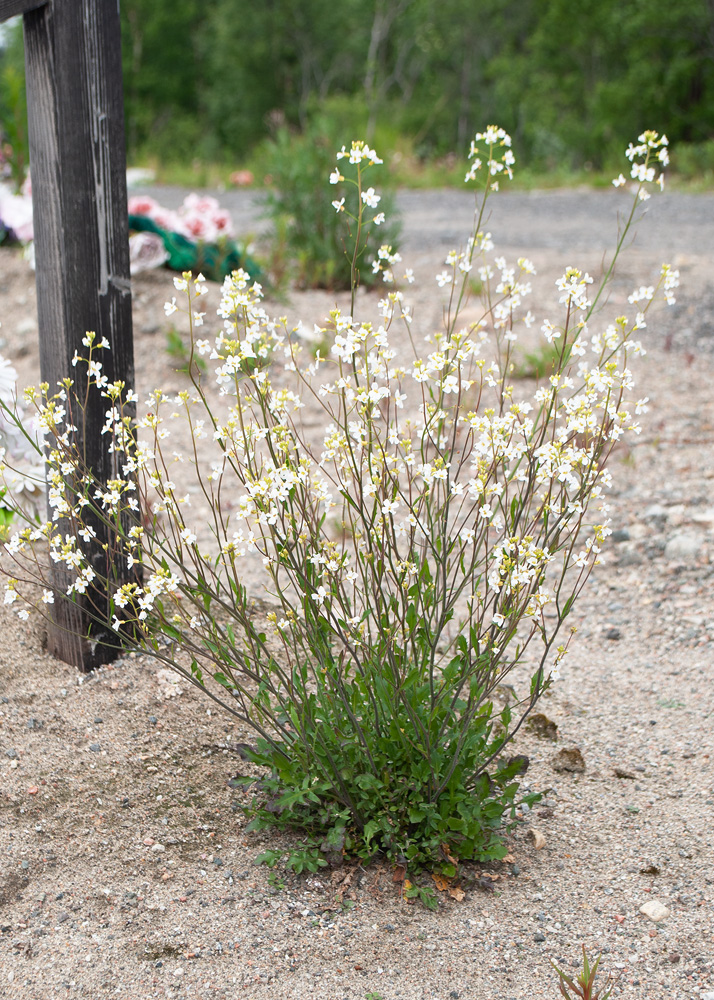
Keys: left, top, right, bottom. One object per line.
{"left": 329, "top": 169, "right": 343, "bottom": 185}
{"left": 612, "top": 174, "right": 626, "bottom": 187}
{"left": 311, "top": 586, "right": 328, "bottom": 606}
{"left": 361, "top": 187, "right": 381, "bottom": 208}
{"left": 332, "top": 198, "right": 345, "bottom": 213}
{"left": 436, "top": 271, "right": 452, "bottom": 287}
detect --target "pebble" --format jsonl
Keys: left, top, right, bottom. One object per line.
{"left": 664, "top": 532, "right": 703, "bottom": 563}
{"left": 533, "top": 932, "right": 545, "bottom": 942}
{"left": 5, "top": 748, "right": 18, "bottom": 759}
{"left": 527, "top": 828, "right": 547, "bottom": 850}
{"left": 552, "top": 746, "right": 586, "bottom": 773}
{"left": 89, "top": 743, "right": 101, "bottom": 752}
{"left": 26, "top": 717, "right": 43, "bottom": 730}
{"left": 699, "top": 992, "right": 714, "bottom": 1000}
{"left": 639, "top": 899, "right": 670, "bottom": 922}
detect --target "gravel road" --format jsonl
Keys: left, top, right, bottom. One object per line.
{"left": 131, "top": 185, "right": 714, "bottom": 256}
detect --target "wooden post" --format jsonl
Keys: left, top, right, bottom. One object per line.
{"left": 0, "top": 0, "right": 137, "bottom": 669}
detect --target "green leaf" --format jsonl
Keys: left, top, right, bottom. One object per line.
{"left": 255, "top": 849, "right": 283, "bottom": 868}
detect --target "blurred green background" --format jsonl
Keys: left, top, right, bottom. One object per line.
{"left": 1, "top": 0, "right": 713, "bottom": 187}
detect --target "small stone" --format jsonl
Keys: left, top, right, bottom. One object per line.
{"left": 143, "top": 837, "right": 155, "bottom": 846}
{"left": 642, "top": 504, "right": 667, "bottom": 521}
{"left": 552, "top": 747, "right": 585, "bottom": 774}
{"left": 605, "top": 627, "right": 621, "bottom": 640}
{"left": 20, "top": 860, "right": 29, "bottom": 870}
{"left": 509, "top": 864, "right": 520, "bottom": 876}
{"left": 526, "top": 713, "right": 558, "bottom": 740}
{"left": 5, "top": 748, "right": 18, "bottom": 759}
{"left": 148, "top": 716, "right": 158, "bottom": 726}
{"left": 639, "top": 899, "right": 670, "bottom": 922}
{"left": 94, "top": 717, "right": 103, "bottom": 724}
{"left": 614, "top": 767, "right": 636, "bottom": 779}
{"left": 89, "top": 743, "right": 101, "bottom": 752}
{"left": 527, "top": 828, "right": 547, "bottom": 850}
{"left": 533, "top": 931, "right": 546, "bottom": 942}
{"left": 27, "top": 718, "right": 43, "bottom": 730}
{"left": 27, "top": 786, "right": 39, "bottom": 795}
{"left": 151, "top": 843, "right": 165, "bottom": 853}
{"left": 611, "top": 528, "right": 630, "bottom": 543}
{"left": 664, "top": 532, "right": 703, "bottom": 563}
{"left": 668, "top": 953, "right": 681, "bottom": 963}
{"left": 699, "top": 992, "right": 714, "bottom": 1000}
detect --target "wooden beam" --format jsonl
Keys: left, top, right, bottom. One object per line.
{"left": 23, "top": 0, "right": 138, "bottom": 669}
{"left": 0, "top": 0, "right": 46, "bottom": 21}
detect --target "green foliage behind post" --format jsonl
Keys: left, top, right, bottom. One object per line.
{"left": 0, "top": 20, "right": 28, "bottom": 191}
{"left": 120, "top": 0, "right": 204, "bottom": 161}
{"left": 4, "top": 1, "right": 713, "bottom": 178}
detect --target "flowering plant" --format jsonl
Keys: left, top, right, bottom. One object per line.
{"left": 1, "top": 129, "right": 676, "bottom": 878}
{"left": 263, "top": 122, "right": 400, "bottom": 289}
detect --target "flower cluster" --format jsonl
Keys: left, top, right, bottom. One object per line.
{"left": 465, "top": 126, "right": 515, "bottom": 186}
{"left": 612, "top": 129, "right": 669, "bottom": 199}
{"left": 128, "top": 192, "right": 234, "bottom": 243}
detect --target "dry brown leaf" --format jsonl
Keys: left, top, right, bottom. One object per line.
{"left": 448, "top": 885, "right": 465, "bottom": 902}
{"left": 503, "top": 853, "right": 516, "bottom": 864}
{"left": 440, "top": 843, "right": 458, "bottom": 865}
{"left": 432, "top": 873, "right": 450, "bottom": 892}
{"left": 403, "top": 879, "right": 413, "bottom": 890}
{"left": 393, "top": 864, "right": 406, "bottom": 883}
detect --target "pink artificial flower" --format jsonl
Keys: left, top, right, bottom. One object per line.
{"left": 181, "top": 193, "right": 220, "bottom": 216}
{"left": 129, "top": 232, "right": 168, "bottom": 275}
{"left": 0, "top": 183, "right": 34, "bottom": 243}
{"left": 128, "top": 194, "right": 160, "bottom": 216}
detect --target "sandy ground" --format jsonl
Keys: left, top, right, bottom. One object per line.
{"left": 1, "top": 186, "right": 713, "bottom": 1000}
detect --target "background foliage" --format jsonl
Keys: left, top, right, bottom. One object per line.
{"left": 0, "top": 0, "right": 713, "bottom": 175}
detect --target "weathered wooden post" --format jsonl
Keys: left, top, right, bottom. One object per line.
{"left": 0, "top": 0, "right": 136, "bottom": 669}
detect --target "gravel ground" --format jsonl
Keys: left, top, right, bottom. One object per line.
{"left": 0, "top": 186, "right": 713, "bottom": 1000}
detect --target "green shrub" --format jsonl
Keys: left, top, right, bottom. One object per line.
{"left": 262, "top": 120, "right": 400, "bottom": 290}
